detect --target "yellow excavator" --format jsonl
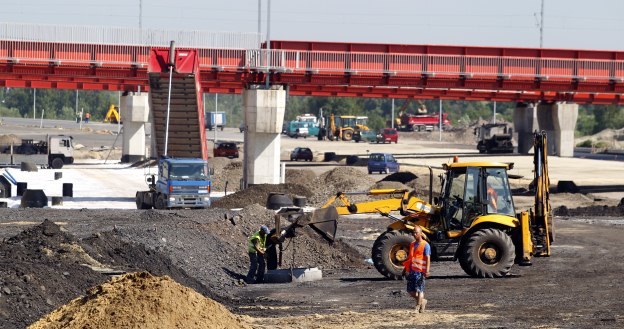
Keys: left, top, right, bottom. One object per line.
{"left": 366, "top": 131, "right": 552, "bottom": 279}
{"left": 104, "top": 104, "right": 121, "bottom": 124}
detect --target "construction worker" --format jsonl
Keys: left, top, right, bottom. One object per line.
{"left": 84, "top": 112, "right": 91, "bottom": 123}
{"left": 487, "top": 181, "right": 499, "bottom": 213}
{"left": 403, "top": 226, "right": 431, "bottom": 313}
{"left": 245, "top": 225, "right": 270, "bottom": 284}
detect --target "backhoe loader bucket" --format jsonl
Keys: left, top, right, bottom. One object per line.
{"left": 275, "top": 206, "right": 339, "bottom": 242}
{"left": 307, "top": 207, "right": 339, "bottom": 242}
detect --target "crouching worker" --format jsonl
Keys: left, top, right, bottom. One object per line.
{"left": 403, "top": 226, "right": 431, "bottom": 313}
{"left": 245, "top": 225, "right": 271, "bottom": 284}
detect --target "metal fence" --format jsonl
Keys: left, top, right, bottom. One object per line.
{"left": 0, "top": 22, "right": 262, "bottom": 49}
{"left": 1, "top": 35, "right": 624, "bottom": 82}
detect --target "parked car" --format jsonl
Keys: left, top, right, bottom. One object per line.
{"left": 354, "top": 130, "right": 378, "bottom": 143}
{"left": 290, "top": 147, "right": 313, "bottom": 161}
{"left": 214, "top": 142, "right": 239, "bottom": 158}
{"left": 376, "top": 128, "right": 398, "bottom": 144}
{"left": 368, "top": 152, "right": 400, "bottom": 174}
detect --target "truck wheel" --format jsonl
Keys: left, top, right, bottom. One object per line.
{"left": 458, "top": 228, "right": 515, "bottom": 278}
{"left": 135, "top": 192, "right": 151, "bottom": 209}
{"left": 155, "top": 194, "right": 167, "bottom": 210}
{"left": 51, "top": 158, "right": 64, "bottom": 169}
{"left": 410, "top": 125, "right": 417, "bottom": 132}
{"left": 372, "top": 230, "right": 413, "bottom": 280}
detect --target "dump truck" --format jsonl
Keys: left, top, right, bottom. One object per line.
{"left": 135, "top": 157, "right": 212, "bottom": 209}
{"left": 475, "top": 123, "right": 514, "bottom": 153}
{"left": 0, "top": 135, "right": 74, "bottom": 169}
{"left": 399, "top": 113, "right": 450, "bottom": 132}
{"left": 367, "top": 131, "right": 552, "bottom": 279}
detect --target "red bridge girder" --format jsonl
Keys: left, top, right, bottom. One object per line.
{"left": 1, "top": 39, "right": 623, "bottom": 104}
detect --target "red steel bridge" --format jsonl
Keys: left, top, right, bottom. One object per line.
{"left": 1, "top": 28, "right": 624, "bottom": 104}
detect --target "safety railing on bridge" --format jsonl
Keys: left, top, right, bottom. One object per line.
{"left": 1, "top": 39, "right": 623, "bottom": 83}
{"left": 0, "top": 23, "right": 262, "bottom": 49}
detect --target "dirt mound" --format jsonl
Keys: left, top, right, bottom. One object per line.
{"left": 212, "top": 183, "right": 312, "bottom": 209}
{"left": 28, "top": 272, "right": 251, "bottom": 329}
{"left": 285, "top": 169, "right": 317, "bottom": 185}
{"left": 0, "top": 134, "right": 21, "bottom": 146}
{"left": 553, "top": 203, "right": 624, "bottom": 217}
{"left": 381, "top": 172, "right": 418, "bottom": 185}
{"left": 370, "top": 180, "right": 410, "bottom": 190}
{"left": 210, "top": 158, "right": 243, "bottom": 192}
{"left": 0, "top": 220, "right": 108, "bottom": 329}
{"left": 320, "top": 167, "right": 374, "bottom": 192}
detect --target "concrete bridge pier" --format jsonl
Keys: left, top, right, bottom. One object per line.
{"left": 242, "top": 86, "right": 286, "bottom": 185}
{"left": 120, "top": 93, "right": 150, "bottom": 163}
{"left": 513, "top": 103, "right": 538, "bottom": 154}
{"left": 537, "top": 102, "right": 579, "bottom": 157}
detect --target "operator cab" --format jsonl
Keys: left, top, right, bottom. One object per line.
{"left": 439, "top": 162, "right": 515, "bottom": 231}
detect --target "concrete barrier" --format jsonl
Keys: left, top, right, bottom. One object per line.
{"left": 263, "top": 267, "right": 322, "bottom": 283}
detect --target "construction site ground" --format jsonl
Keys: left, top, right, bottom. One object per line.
{"left": 1, "top": 119, "right": 624, "bottom": 328}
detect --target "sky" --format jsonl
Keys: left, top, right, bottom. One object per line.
{"left": 1, "top": 0, "right": 623, "bottom": 50}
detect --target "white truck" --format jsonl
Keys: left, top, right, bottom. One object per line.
{"left": 205, "top": 112, "right": 226, "bottom": 131}
{"left": 0, "top": 135, "right": 74, "bottom": 169}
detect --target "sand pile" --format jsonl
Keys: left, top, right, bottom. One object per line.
{"left": 28, "top": 272, "right": 251, "bottom": 329}
{"left": 0, "top": 134, "right": 21, "bottom": 146}
{"left": 212, "top": 183, "right": 313, "bottom": 209}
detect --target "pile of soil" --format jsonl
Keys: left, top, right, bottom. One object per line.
{"left": 0, "top": 206, "right": 368, "bottom": 328}
{"left": 553, "top": 202, "right": 624, "bottom": 217}
{"left": 0, "top": 220, "right": 108, "bottom": 329}
{"left": 306, "top": 167, "right": 377, "bottom": 206}
{"left": 209, "top": 158, "right": 243, "bottom": 192}
{"left": 0, "top": 134, "right": 21, "bottom": 146}
{"left": 212, "top": 183, "right": 313, "bottom": 209}
{"left": 28, "top": 272, "right": 251, "bottom": 329}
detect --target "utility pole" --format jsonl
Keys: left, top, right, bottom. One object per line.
{"left": 75, "top": 90, "right": 79, "bottom": 115}
{"left": 265, "top": 0, "right": 272, "bottom": 89}
{"left": 439, "top": 99, "right": 442, "bottom": 142}
{"left": 33, "top": 89, "right": 36, "bottom": 120}
{"left": 139, "top": 0, "right": 143, "bottom": 30}
{"left": 493, "top": 101, "right": 497, "bottom": 124}
{"left": 539, "top": 0, "right": 544, "bottom": 48}
{"left": 391, "top": 99, "right": 395, "bottom": 129}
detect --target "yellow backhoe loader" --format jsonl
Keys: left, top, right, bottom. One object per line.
{"left": 104, "top": 104, "right": 121, "bottom": 124}
{"left": 367, "top": 131, "right": 552, "bottom": 279}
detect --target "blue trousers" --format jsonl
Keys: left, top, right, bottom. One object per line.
{"left": 246, "top": 252, "right": 266, "bottom": 283}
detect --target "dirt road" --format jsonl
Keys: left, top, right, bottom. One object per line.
{"left": 236, "top": 216, "right": 624, "bottom": 328}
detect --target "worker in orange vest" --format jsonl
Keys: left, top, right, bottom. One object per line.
{"left": 487, "top": 183, "right": 499, "bottom": 213}
{"left": 403, "top": 226, "right": 431, "bottom": 313}
{"left": 84, "top": 112, "right": 91, "bottom": 123}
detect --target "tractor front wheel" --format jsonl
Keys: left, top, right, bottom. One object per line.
{"left": 372, "top": 230, "right": 413, "bottom": 280}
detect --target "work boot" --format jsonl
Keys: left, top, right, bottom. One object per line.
{"left": 419, "top": 299, "right": 427, "bottom": 313}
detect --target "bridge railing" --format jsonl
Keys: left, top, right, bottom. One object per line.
{"left": 1, "top": 40, "right": 623, "bottom": 82}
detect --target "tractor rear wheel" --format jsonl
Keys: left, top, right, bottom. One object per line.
{"left": 372, "top": 230, "right": 413, "bottom": 280}
{"left": 458, "top": 228, "right": 515, "bottom": 278}
{"left": 342, "top": 130, "right": 353, "bottom": 141}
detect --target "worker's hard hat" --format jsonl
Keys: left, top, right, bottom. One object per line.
{"left": 260, "top": 225, "right": 270, "bottom": 234}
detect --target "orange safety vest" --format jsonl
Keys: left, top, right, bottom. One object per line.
{"left": 403, "top": 241, "right": 428, "bottom": 273}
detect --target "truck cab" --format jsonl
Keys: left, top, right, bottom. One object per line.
{"left": 136, "top": 157, "right": 212, "bottom": 209}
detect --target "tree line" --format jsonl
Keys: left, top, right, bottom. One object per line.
{"left": 1, "top": 88, "right": 622, "bottom": 137}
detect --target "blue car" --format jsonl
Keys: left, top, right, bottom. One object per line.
{"left": 367, "top": 153, "right": 400, "bottom": 174}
